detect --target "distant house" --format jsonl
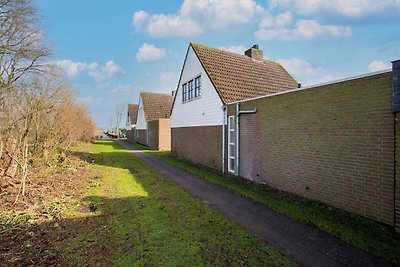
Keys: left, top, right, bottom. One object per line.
{"left": 170, "top": 43, "right": 297, "bottom": 170}
{"left": 136, "top": 91, "right": 173, "bottom": 150}
{"left": 126, "top": 104, "right": 138, "bottom": 142}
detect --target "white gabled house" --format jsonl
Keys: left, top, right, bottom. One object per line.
{"left": 170, "top": 43, "right": 298, "bottom": 171}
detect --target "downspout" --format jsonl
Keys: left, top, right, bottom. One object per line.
{"left": 235, "top": 102, "right": 258, "bottom": 176}
{"left": 222, "top": 104, "right": 227, "bottom": 173}
{"left": 146, "top": 122, "right": 149, "bottom": 147}
{"left": 235, "top": 103, "right": 240, "bottom": 176}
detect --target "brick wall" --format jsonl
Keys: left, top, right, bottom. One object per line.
{"left": 158, "top": 119, "right": 171, "bottom": 150}
{"left": 228, "top": 72, "right": 395, "bottom": 226}
{"left": 147, "top": 120, "right": 159, "bottom": 150}
{"left": 127, "top": 129, "right": 135, "bottom": 143}
{"left": 396, "top": 113, "right": 400, "bottom": 231}
{"left": 172, "top": 126, "right": 222, "bottom": 170}
{"left": 148, "top": 119, "right": 171, "bottom": 150}
{"left": 136, "top": 129, "right": 147, "bottom": 146}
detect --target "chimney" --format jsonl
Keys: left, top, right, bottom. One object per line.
{"left": 171, "top": 90, "right": 176, "bottom": 97}
{"left": 245, "top": 44, "right": 263, "bottom": 60}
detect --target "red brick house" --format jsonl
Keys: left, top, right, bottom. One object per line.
{"left": 170, "top": 43, "right": 298, "bottom": 170}
{"left": 136, "top": 91, "right": 173, "bottom": 150}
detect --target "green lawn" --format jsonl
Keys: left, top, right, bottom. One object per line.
{"left": 58, "top": 140, "right": 294, "bottom": 266}
{"left": 126, "top": 141, "right": 400, "bottom": 265}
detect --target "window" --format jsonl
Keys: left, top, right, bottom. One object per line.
{"left": 182, "top": 76, "right": 201, "bottom": 103}
{"left": 195, "top": 76, "right": 201, "bottom": 97}
{"left": 228, "top": 116, "right": 235, "bottom": 173}
{"left": 188, "top": 80, "right": 194, "bottom": 100}
{"left": 182, "top": 83, "right": 187, "bottom": 102}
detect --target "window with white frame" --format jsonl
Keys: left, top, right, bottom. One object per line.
{"left": 194, "top": 76, "right": 201, "bottom": 97}
{"left": 182, "top": 83, "right": 187, "bottom": 102}
{"left": 228, "top": 116, "right": 235, "bottom": 173}
{"left": 188, "top": 80, "right": 194, "bottom": 100}
{"left": 182, "top": 76, "right": 201, "bottom": 103}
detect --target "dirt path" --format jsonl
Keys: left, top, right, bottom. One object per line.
{"left": 117, "top": 140, "right": 393, "bottom": 267}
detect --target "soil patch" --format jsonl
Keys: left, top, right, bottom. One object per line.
{"left": 0, "top": 143, "right": 100, "bottom": 266}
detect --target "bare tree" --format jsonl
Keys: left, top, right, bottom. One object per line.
{"left": 0, "top": 1, "right": 97, "bottom": 203}
{"left": 0, "top": 0, "right": 51, "bottom": 96}
{"left": 114, "top": 103, "right": 125, "bottom": 138}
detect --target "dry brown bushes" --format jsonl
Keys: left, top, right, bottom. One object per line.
{"left": 0, "top": 0, "right": 97, "bottom": 203}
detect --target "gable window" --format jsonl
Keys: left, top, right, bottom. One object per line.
{"left": 195, "top": 76, "right": 201, "bottom": 97}
{"left": 182, "top": 76, "right": 201, "bottom": 103}
{"left": 182, "top": 83, "right": 187, "bottom": 102}
{"left": 188, "top": 80, "right": 194, "bottom": 100}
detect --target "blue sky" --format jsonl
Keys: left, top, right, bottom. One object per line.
{"left": 33, "top": 0, "right": 400, "bottom": 127}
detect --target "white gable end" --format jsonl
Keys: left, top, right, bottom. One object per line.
{"left": 171, "top": 46, "right": 223, "bottom": 128}
{"left": 136, "top": 96, "right": 146, "bottom": 130}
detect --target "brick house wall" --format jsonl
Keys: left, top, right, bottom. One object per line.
{"left": 158, "top": 119, "right": 171, "bottom": 150}
{"left": 172, "top": 126, "right": 222, "bottom": 170}
{"left": 227, "top": 72, "right": 396, "bottom": 226}
{"left": 396, "top": 113, "right": 400, "bottom": 231}
{"left": 136, "top": 129, "right": 147, "bottom": 146}
{"left": 147, "top": 119, "right": 171, "bottom": 150}
{"left": 147, "top": 120, "right": 159, "bottom": 150}
{"left": 127, "top": 129, "right": 135, "bottom": 143}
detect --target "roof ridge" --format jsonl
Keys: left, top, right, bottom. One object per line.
{"left": 191, "top": 42, "right": 280, "bottom": 65}
{"left": 140, "top": 91, "right": 172, "bottom": 96}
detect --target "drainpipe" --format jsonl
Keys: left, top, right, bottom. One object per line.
{"left": 221, "top": 104, "right": 227, "bottom": 173}
{"left": 235, "top": 102, "right": 258, "bottom": 176}
{"left": 146, "top": 122, "right": 149, "bottom": 147}
{"left": 235, "top": 103, "right": 240, "bottom": 176}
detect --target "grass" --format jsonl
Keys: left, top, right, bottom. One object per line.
{"left": 125, "top": 140, "right": 400, "bottom": 265}
{"left": 58, "top": 140, "right": 294, "bottom": 266}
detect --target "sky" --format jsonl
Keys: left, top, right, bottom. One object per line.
{"left": 33, "top": 0, "right": 400, "bottom": 127}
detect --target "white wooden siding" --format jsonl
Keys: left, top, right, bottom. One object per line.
{"left": 136, "top": 96, "right": 147, "bottom": 130}
{"left": 171, "top": 46, "right": 223, "bottom": 128}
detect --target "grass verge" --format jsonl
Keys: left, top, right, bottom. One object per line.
{"left": 59, "top": 140, "right": 294, "bottom": 266}
{"left": 125, "top": 140, "right": 400, "bottom": 265}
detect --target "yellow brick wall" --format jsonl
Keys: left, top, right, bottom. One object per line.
{"left": 172, "top": 126, "right": 222, "bottom": 170}
{"left": 230, "top": 72, "right": 395, "bottom": 226}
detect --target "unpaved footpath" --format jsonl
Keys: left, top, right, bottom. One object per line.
{"left": 117, "top": 140, "right": 393, "bottom": 267}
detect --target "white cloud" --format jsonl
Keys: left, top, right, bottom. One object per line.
{"left": 269, "top": 0, "right": 400, "bottom": 17}
{"left": 256, "top": 14, "right": 351, "bottom": 40}
{"left": 88, "top": 60, "right": 123, "bottom": 82}
{"left": 277, "top": 58, "right": 324, "bottom": 77}
{"left": 277, "top": 57, "right": 338, "bottom": 85}
{"left": 218, "top": 45, "right": 247, "bottom": 54}
{"left": 147, "top": 14, "right": 203, "bottom": 38}
{"left": 368, "top": 60, "right": 390, "bottom": 72}
{"left": 52, "top": 59, "right": 97, "bottom": 77}
{"left": 136, "top": 43, "right": 166, "bottom": 62}
{"left": 132, "top": 0, "right": 263, "bottom": 38}
{"left": 132, "top": 10, "right": 149, "bottom": 28}
{"left": 52, "top": 59, "right": 123, "bottom": 82}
